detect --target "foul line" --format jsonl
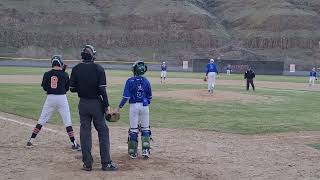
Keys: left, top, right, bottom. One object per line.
{"left": 0, "top": 116, "right": 65, "bottom": 135}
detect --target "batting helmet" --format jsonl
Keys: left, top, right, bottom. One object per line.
{"left": 81, "top": 45, "right": 96, "bottom": 62}
{"left": 132, "top": 60, "right": 147, "bottom": 76}
{"left": 51, "top": 55, "right": 64, "bottom": 67}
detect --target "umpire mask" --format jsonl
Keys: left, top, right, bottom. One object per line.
{"left": 81, "top": 45, "right": 96, "bottom": 62}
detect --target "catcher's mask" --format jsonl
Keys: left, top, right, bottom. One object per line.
{"left": 132, "top": 60, "right": 147, "bottom": 76}
{"left": 81, "top": 45, "right": 96, "bottom": 62}
{"left": 51, "top": 55, "right": 64, "bottom": 67}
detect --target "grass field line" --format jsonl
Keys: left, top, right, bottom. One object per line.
{"left": 0, "top": 115, "right": 64, "bottom": 135}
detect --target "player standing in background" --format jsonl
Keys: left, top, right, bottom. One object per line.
{"left": 244, "top": 66, "right": 255, "bottom": 91}
{"left": 26, "top": 55, "right": 81, "bottom": 151}
{"left": 70, "top": 45, "right": 117, "bottom": 171}
{"left": 117, "top": 60, "right": 152, "bottom": 159}
{"left": 309, "top": 67, "right": 317, "bottom": 86}
{"left": 160, "top": 61, "right": 167, "bottom": 84}
{"left": 205, "top": 58, "right": 219, "bottom": 94}
{"left": 226, "top": 64, "right": 232, "bottom": 75}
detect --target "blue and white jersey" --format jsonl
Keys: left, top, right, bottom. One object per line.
{"left": 310, "top": 71, "right": 317, "bottom": 77}
{"left": 161, "top": 65, "right": 167, "bottom": 71}
{"left": 206, "top": 63, "right": 218, "bottom": 75}
{"left": 119, "top": 76, "right": 152, "bottom": 108}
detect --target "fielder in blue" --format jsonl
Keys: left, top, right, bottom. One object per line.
{"left": 117, "top": 60, "right": 152, "bottom": 159}
{"left": 309, "top": 67, "right": 317, "bottom": 86}
{"left": 205, "top": 58, "right": 219, "bottom": 93}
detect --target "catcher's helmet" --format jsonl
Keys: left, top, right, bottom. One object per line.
{"left": 51, "top": 55, "right": 64, "bottom": 67}
{"left": 132, "top": 60, "right": 147, "bottom": 76}
{"left": 81, "top": 45, "right": 96, "bottom": 62}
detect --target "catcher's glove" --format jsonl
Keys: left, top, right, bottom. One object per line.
{"left": 203, "top": 76, "right": 207, "bottom": 82}
{"left": 105, "top": 108, "right": 120, "bottom": 122}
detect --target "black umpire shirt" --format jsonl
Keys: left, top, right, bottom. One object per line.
{"left": 41, "top": 69, "right": 69, "bottom": 95}
{"left": 70, "top": 62, "right": 109, "bottom": 108}
{"left": 244, "top": 70, "right": 255, "bottom": 80}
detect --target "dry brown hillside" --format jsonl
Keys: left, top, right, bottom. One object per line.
{"left": 0, "top": 0, "right": 320, "bottom": 69}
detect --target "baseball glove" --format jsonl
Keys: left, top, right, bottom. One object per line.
{"left": 203, "top": 76, "right": 207, "bottom": 82}
{"left": 105, "top": 108, "right": 120, "bottom": 122}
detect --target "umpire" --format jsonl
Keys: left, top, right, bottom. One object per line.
{"left": 70, "top": 45, "right": 118, "bottom": 171}
{"left": 244, "top": 66, "right": 255, "bottom": 91}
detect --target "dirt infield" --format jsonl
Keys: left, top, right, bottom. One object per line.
{"left": 1, "top": 75, "right": 319, "bottom": 92}
{"left": 1, "top": 112, "right": 320, "bottom": 180}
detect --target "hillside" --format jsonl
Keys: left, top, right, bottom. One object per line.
{"left": 0, "top": 0, "right": 320, "bottom": 69}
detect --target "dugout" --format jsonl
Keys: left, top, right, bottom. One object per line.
{"left": 192, "top": 59, "right": 284, "bottom": 75}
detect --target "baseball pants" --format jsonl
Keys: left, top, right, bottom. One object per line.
{"left": 78, "top": 98, "right": 111, "bottom": 167}
{"left": 38, "top": 94, "right": 72, "bottom": 127}
{"left": 246, "top": 79, "right": 255, "bottom": 91}
{"left": 207, "top": 72, "right": 216, "bottom": 91}
{"left": 309, "top": 76, "right": 316, "bottom": 86}
{"left": 161, "top": 71, "right": 167, "bottom": 78}
{"left": 129, "top": 103, "right": 150, "bottom": 132}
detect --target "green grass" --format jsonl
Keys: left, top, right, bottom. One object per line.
{"left": 1, "top": 83, "right": 320, "bottom": 134}
{"left": 308, "top": 143, "right": 320, "bottom": 150}
{"left": 0, "top": 66, "right": 310, "bottom": 83}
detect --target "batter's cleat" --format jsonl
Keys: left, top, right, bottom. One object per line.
{"left": 142, "top": 149, "right": 150, "bottom": 159}
{"left": 25, "top": 141, "right": 33, "bottom": 148}
{"left": 129, "top": 153, "right": 138, "bottom": 159}
{"left": 82, "top": 164, "right": 92, "bottom": 171}
{"left": 72, "top": 144, "right": 81, "bottom": 151}
{"left": 102, "top": 162, "right": 118, "bottom": 171}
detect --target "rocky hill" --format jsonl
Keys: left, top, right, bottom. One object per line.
{"left": 0, "top": 0, "right": 320, "bottom": 69}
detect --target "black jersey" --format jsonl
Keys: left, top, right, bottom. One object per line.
{"left": 244, "top": 70, "right": 255, "bottom": 80}
{"left": 70, "top": 62, "right": 107, "bottom": 99}
{"left": 41, "top": 69, "right": 69, "bottom": 95}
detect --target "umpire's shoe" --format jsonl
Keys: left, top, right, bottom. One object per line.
{"left": 102, "top": 161, "right": 118, "bottom": 171}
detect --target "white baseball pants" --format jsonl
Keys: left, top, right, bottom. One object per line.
{"left": 161, "top": 71, "right": 167, "bottom": 78}
{"left": 38, "top": 94, "right": 72, "bottom": 127}
{"left": 129, "top": 103, "right": 150, "bottom": 132}
{"left": 207, "top": 72, "right": 217, "bottom": 90}
{"left": 309, "top": 76, "right": 316, "bottom": 86}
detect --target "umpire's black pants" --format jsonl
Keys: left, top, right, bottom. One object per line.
{"left": 246, "top": 79, "right": 255, "bottom": 91}
{"left": 79, "top": 98, "right": 111, "bottom": 167}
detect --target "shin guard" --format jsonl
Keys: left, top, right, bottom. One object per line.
{"left": 141, "top": 130, "right": 151, "bottom": 150}
{"left": 128, "top": 131, "right": 138, "bottom": 155}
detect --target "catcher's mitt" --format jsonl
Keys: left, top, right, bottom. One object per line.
{"left": 203, "top": 76, "right": 207, "bottom": 82}
{"left": 105, "top": 108, "right": 120, "bottom": 122}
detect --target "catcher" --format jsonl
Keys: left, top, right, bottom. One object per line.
{"left": 26, "top": 55, "right": 80, "bottom": 150}
{"left": 117, "top": 60, "right": 152, "bottom": 159}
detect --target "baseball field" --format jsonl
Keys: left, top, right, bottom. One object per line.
{"left": 1, "top": 66, "right": 320, "bottom": 180}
